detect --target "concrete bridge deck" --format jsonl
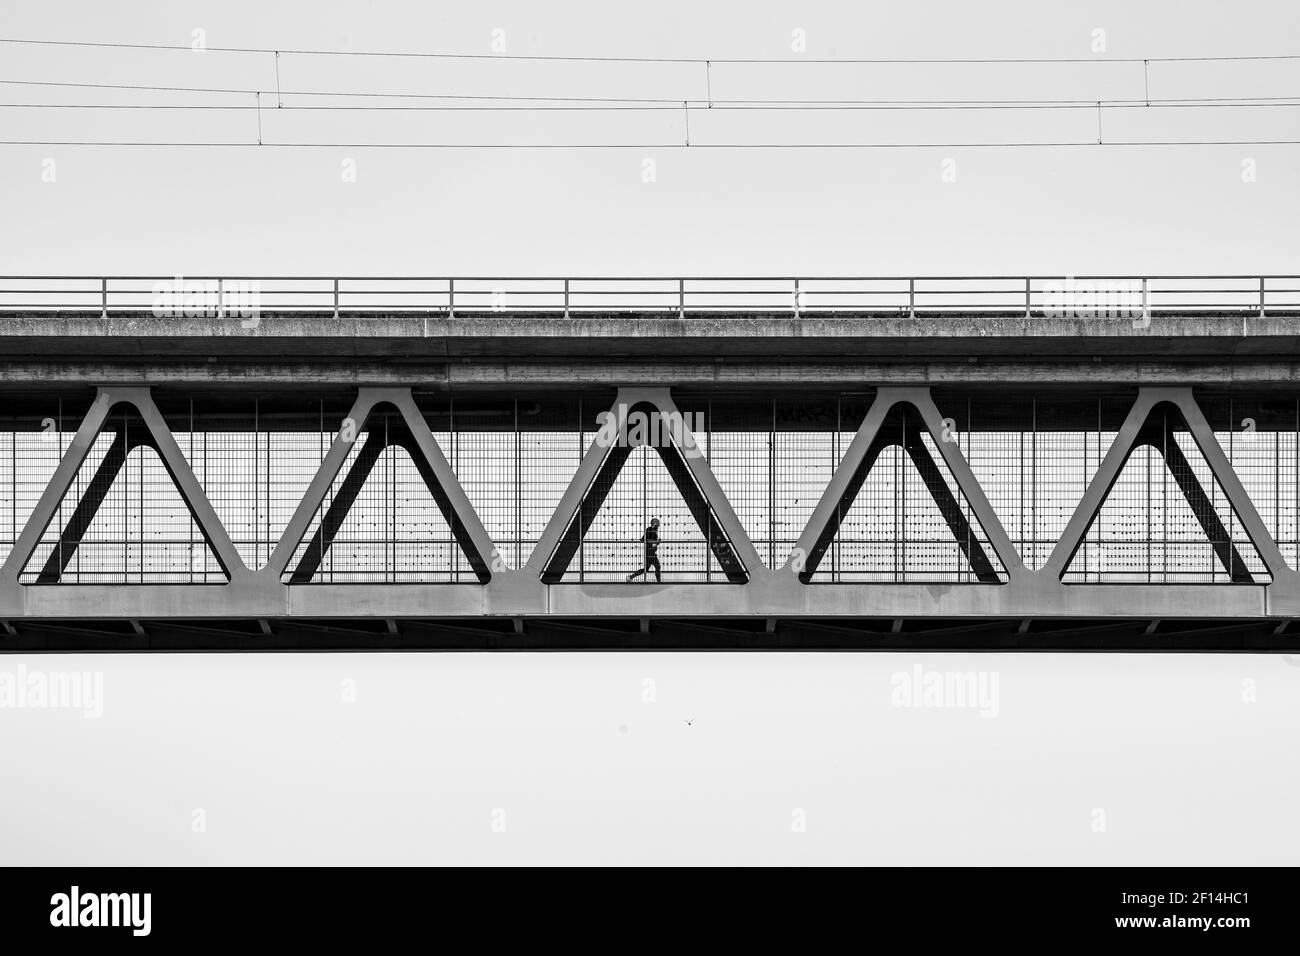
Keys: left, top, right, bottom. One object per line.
{"left": 1, "top": 311, "right": 1300, "bottom": 387}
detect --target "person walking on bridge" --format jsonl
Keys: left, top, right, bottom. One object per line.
{"left": 626, "top": 517, "right": 662, "bottom": 582}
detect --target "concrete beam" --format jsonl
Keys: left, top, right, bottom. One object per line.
{"left": 0, "top": 580, "right": 1282, "bottom": 622}
{"left": 9, "top": 361, "right": 1300, "bottom": 388}
{"left": 2, "top": 311, "right": 1299, "bottom": 362}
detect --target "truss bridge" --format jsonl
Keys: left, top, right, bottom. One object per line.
{"left": 1, "top": 274, "right": 1298, "bottom": 651}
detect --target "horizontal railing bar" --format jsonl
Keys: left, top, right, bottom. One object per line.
{"left": 0, "top": 276, "right": 1297, "bottom": 317}
{"left": 3, "top": 274, "right": 1299, "bottom": 280}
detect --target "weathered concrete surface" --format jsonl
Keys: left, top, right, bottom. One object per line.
{"left": 0, "top": 576, "right": 1280, "bottom": 622}
{"left": 6, "top": 359, "right": 1300, "bottom": 387}
{"left": 2, "top": 310, "right": 1299, "bottom": 387}
{"left": 1, "top": 310, "right": 1298, "bottom": 361}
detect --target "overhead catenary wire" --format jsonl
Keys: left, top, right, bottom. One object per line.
{"left": 2, "top": 78, "right": 1299, "bottom": 109}
{"left": 1, "top": 100, "right": 1298, "bottom": 111}
{"left": 2, "top": 39, "right": 1296, "bottom": 151}
{"left": 1, "top": 35, "right": 1298, "bottom": 64}
{"left": 1, "top": 140, "right": 1296, "bottom": 148}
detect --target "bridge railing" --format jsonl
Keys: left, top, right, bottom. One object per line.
{"left": 0, "top": 275, "right": 1297, "bottom": 316}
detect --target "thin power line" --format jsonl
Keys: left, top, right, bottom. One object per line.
{"left": 1, "top": 35, "right": 1297, "bottom": 64}
{"left": 0, "top": 78, "right": 261, "bottom": 96}
{"left": 1, "top": 140, "right": 1295, "bottom": 148}
{"left": 2, "top": 101, "right": 1297, "bottom": 112}
{"left": 0, "top": 78, "right": 683, "bottom": 102}
{"left": 2, "top": 79, "right": 1299, "bottom": 108}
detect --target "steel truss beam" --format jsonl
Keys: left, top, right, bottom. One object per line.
{"left": 1041, "top": 388, "right": 1292, "bottom": 584}
{"left": 0, "top": 387, "right": 244, "bottom": 585}
{"left": 268, "top": 388, "right": 496, "bottom": 583}
{"left": 0, "top": 384, "right": 1297, "bottom": 649}
{"left": 792, "top": 394, "right": 1017, "bottom": 584}
{"left": 285, "top": 404, "right": 492, "bottom": 584}
{"left": 531, "top": 388, "right": 758, "bottom": 584}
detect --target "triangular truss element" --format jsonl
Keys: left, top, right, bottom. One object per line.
{"left": 285, "top": 427, "right": 476, "bottom": 583}
{"left": 788, "top": 387, "right": 1025, "bottom": 584}
{"left": 0, "top": 387, "right": 245, "bottom": 584}
{"left": 526, "top": 388, "right": 763, "bottom": 584}
{"left": 268, "top": 388, "right": 498, "bottom": 584}
{"left": 1042, "top": 387, "right": 1288, "bottom": 584}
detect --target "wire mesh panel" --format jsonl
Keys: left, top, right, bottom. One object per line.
{"left": 1209, "top": 394, "right": 1299, "bottom": 571}
{"left": 1032, "top": 422, "right": 1103, "bottom": 573}
{"left": 1041, "top": 396, "right": 1132, "bottom": 579}
{"left": 562, "top": 402, "right": 729, "bottom": 584}
{"left": 957, "top": 394, "right": 1030, "bottom": 566}
{"left": 706, "top": 393, "right": 865, "bottom": 572}
{"left": 772, "top": 398, "right": 840, "bottom": 570}
{"left": 185, "top": 422, "right": 261, "bottom": 567}
{"left": 0, "top": 401, "right": 85, "bottom": 568}
{"left": 1062, "top": 405, "right": 1269, "bottom": 583}
{"left": 562, "top": 446, "right": 694, "bottom": 582}
{"left": 429, "top": 393, "right": 598, "bottom": 574}
{"left": 819, "top": 411, "right": 1006, "bottom": 583}
{"left": 708, "top": 396, "right": 775, "bottom": 565}
{"left": 947, "top": 392, "right": 1113, "bottom": 571}
{"left": 448, "top": 403, "right": 517, "bottom": 570}
{"left": 941, "top": 390, "right": 1277, "bottom": 582}
{"left": 295, "top": 444, "right": 461, "bottom": 582}
{"left": 522, "top": 392, "right": 743, "bottom": 583}
{"left": 283, "top": 411, "right": 475, "bottom": 583}
{"left": 436, "top": 395, "right": 590, "bottom": 571}
{"left": 163, "top": 395, "right": 350, "bottom": 571}
{"left": 517, "top": 397, "right": 584, "bottom": 567}
{"left": 1, "top": 386, "right": 1296, "bottom": 588}
{"left": 21, "top": 407, "right": 224, "bottom": 584}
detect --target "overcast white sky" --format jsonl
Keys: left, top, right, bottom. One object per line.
{"left": 1, "top": 0, "right": 1298, "bottom": 276}
{"left": 1, "top": 1, "right": 1299, "bottom": 866}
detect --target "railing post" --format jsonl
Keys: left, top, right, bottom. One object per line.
{"left": 101, "top": 277, "right": 107, "bottom": 318}
{"left": 909, "top": 277, "right": 915, "bottom": 318}
{"left": 1024, "top": 277, "right": 1031, "bottom": 318}
{"left": 564, "top": 278, "right": 570, "bottom": 318}
{"left": 449, "top": 278, "right": 455, "bottom": 318}
{"left": 333, "top": 277, "right": 339, "bottom": 318}
{"left": 1260, "top": 276, "right": 1266, "bottom": 317}
{"left": 678, "top": 278, "right": 684, "bottom": 318}
{"left": 217, "top": 278, "right": 224, "bottom": 319}
{"left": 1142, "top": 276, "right": 1149, "bottom": 320}
{"left": 793, "top": 277, "right": 800, "bottom": 316}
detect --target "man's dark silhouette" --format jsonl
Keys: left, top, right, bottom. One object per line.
{"left": 626, "top": 517, "right": 661, "bottom": 582}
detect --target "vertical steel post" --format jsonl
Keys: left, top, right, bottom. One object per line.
{"left": 1024, "top": 277, "right": 1031, "bottom": 318}
{"left": 564, "top": 278, "right": 570, "bottom": 318}
{"left": 769, "top": 398, "right": 776, "bottom": 569}
{"left": 449, "top": 278, "right": 455, "bottom": 318}
{"left": 577, "top": 396, "right": 584, "bottom": 582}
{"left": 514, "top": 397, "right": 521, "bottom": 569}
{"left": 101, "top": 277, "right": 107, "bottom": 318}
{"left": 1031, "top": 396, "right": 1037, "bottom": 567}
{"left": 333, "top": 277, "right": 339, "bottom": 318}
{"left": 678, "top": 278, "right": 685, "bottom": 318}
